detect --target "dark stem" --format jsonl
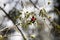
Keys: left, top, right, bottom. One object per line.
{"left": 0, "top": 7, "right": 26, "bottom": 40}
{"left": 29, "top": 0, "right": 39, "bottom": 9}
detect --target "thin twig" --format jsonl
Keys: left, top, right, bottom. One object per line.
{"left": 41, "top": 8, "right": 60, "bottom": 27}
{"left": 34, "top": 0, "right": 38, "bottom": 4}
{"left": 0, "top": 7, "right": 27, "bottom": 40}
{"left": 29, "top": 0, "right": 39, "bottom": 9}
{"left": 54, "top": 7, "right": 60, "bottom": 15}
{"left": 21, "top": 1, "right": 24, "bottom": 8}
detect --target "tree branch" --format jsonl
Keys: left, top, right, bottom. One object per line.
{"left": 0, "top": 7, "right": 26, "bottom": 40}
{"left": 29, "top": 0, "right": 39, "bottom": 9}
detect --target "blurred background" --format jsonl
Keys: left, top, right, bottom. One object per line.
{"left": 0, "top": 0, "right": 60, "bottom": 40}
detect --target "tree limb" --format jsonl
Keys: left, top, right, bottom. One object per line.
{"left": 0, "top": 7, "right": 27, "bottom": 40}
{"left": 29, "top": 0, "right": 39, "bottom": 9}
